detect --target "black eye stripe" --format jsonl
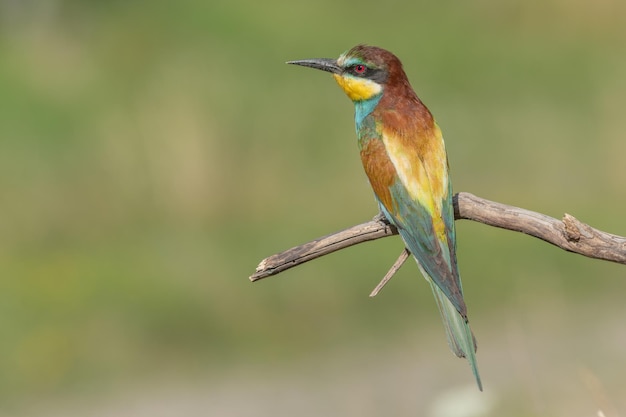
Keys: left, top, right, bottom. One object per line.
{"left": 345, "top": 65, "right": 388, "bottom": 84}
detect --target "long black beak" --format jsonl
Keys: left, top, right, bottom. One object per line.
{"left": 287, "top": 58, "right": 341, "bottom": 74}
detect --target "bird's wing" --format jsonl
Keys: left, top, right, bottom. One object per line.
{"left": 377, "top": 126, "right": 467, "bottom": 318}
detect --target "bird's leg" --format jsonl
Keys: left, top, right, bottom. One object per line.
{"left": 372, "top": 211, "right": 389, "bottom": 223}
{"left": 369, "top": 248, "right": 410, "bottom": 297}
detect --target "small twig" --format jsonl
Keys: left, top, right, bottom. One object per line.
{"left": 369, "top": 248, "right": 410, "bottom": 297}
{"left": 250, "top": 192, "right": 626, "bottom": 282}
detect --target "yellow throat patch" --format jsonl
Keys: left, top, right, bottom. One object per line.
{"left": 333, "top": 74, "right": 382, "bottom": 101}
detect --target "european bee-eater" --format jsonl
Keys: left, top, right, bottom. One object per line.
{"left": 288, "top": 45, "right": 482, "bottom": 390}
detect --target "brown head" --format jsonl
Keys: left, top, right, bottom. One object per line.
{"left": 288, "top": 45, "right": 415, "bottom": 103}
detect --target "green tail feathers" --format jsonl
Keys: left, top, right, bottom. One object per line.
{"left": 430, "top": 280, "right": 483, "bottom": 391}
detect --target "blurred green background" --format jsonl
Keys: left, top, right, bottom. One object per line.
{"left": 1, "top": 0, "right": 625, "bottom": 415}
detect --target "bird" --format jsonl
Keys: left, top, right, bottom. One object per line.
{"left": 288, "top": 45, "right": 482, "bottom": 390}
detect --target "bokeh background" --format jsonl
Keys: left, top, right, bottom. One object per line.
{"left": 1, "top": 0, "right": 626, "bottom": 416}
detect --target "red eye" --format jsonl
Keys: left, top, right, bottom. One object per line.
{"left": 354, "top": 64, "right": 366, "bottom": 74}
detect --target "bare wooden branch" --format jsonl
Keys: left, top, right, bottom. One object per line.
{"left": 250, "top": 192, "right": 626, "bottom": 282}
{"left": 454, "top": 192, "right": 626, "bottom": 264}
{"left": 250, "top": 216, "right": 397, "bottom": 281}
